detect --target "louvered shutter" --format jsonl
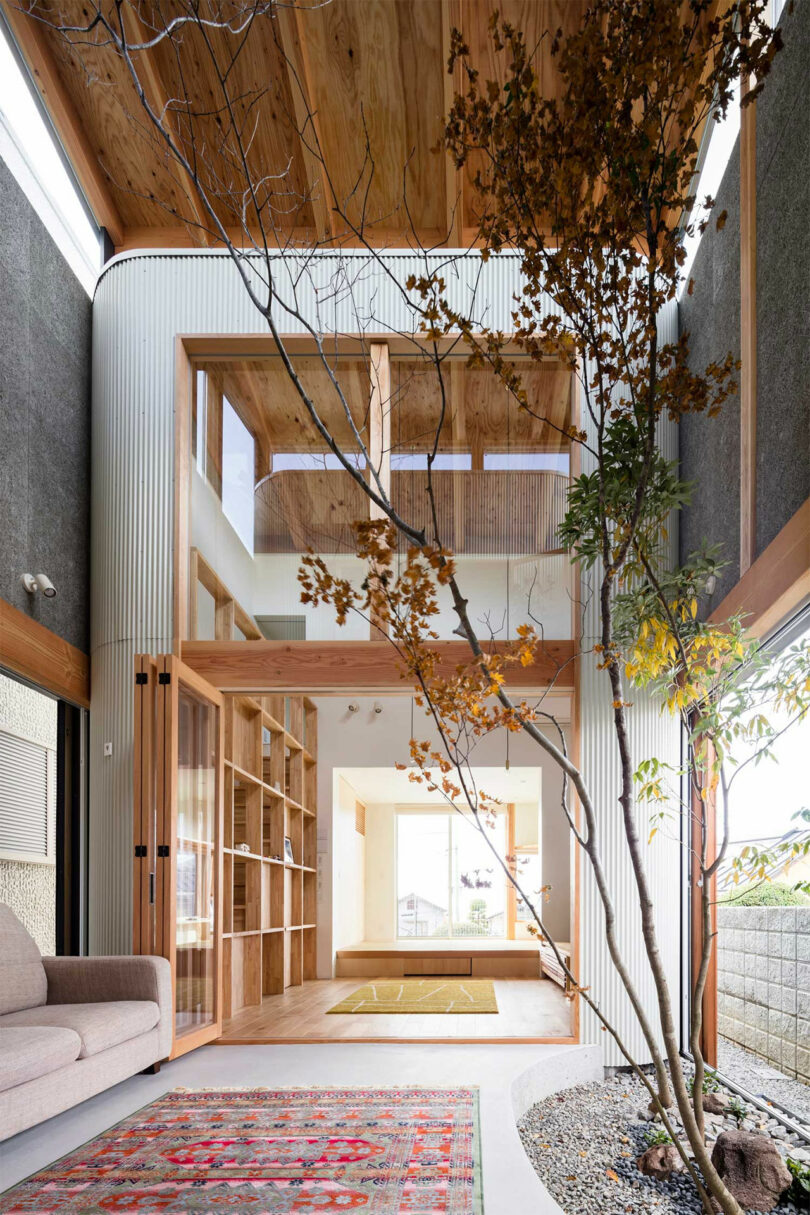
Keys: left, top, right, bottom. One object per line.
{"left": 0, "top": 730, "right": 52, "bottom": 860}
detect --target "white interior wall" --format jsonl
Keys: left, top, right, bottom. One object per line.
{"left": 363, "top": 803, "right": 397, "bottom": 941}
{"left": 331, "top": 775, "right": 366, "bottom": 951}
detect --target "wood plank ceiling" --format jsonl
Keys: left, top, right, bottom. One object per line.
{"left": 198, "top": 356, "right": 573, "bottom": 459}
{"left": 2, "top": 0, "right": 591, "bottom": 252}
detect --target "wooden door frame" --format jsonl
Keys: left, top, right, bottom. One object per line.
{"left": 162, "top": 655, "right": 225, "bottom": 1060}
{"left": 172, "top": 331, "right": 582, "bottom": 1045}
{"left": 133, "top": 651, "right": 225, "bottom": 1059}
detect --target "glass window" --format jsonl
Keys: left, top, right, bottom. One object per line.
{"left": 678, "top": 79, "right": 740, "bottom": 294}
{"left": 391, "top": 453, "right": 472, "bottom": 470}
{"left": 712, "top": 613, "right": 810, "bottom": 1120}
{"left": 0, "top": 21, "right": 100, "bottom": 294}
{"left": 272, "top": 452, "right": 366, "bottom": 471}
{"left": 221, "top": 397, "right": 255, "bottom": 555}
{"left": 396, "top": 811, "right": 507, "bottom": 939}
{"left": 483, "top": 452, "right": 570, "bottom": 473}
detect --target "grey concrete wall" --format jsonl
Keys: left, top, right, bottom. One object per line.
{"left": 679, "top": 0, "right": 809, "bottom": 602}
{"left": 754, "top": 0, "right": 810, "bottom": 558}
{"left": 678, "top": 141, "right": 741, "bottom": 605}
{"left": 0, "top": 156, "right": 92, "bottom": 654}
{"left": 717, "top": 905, "right": 810, "bottom": 1085}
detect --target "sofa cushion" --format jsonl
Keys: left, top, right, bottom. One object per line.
{"left": 0, "top": 1025, "right": 82, "bottom": 1092}
{"left": 0, "top": 1001, "right": 160, "bottom": 1059}
{"left": 0, "top": 905, "right": 47, "bottom": 1014}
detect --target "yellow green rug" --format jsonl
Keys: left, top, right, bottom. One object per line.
{"left": 327, "top": 979, "right": 498, "bottom": 1014}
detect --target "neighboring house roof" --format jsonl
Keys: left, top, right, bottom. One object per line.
{"left": 397, "top": 892, "right": 447, "bottom": 915}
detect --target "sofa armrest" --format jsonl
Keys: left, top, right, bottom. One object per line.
{"left": 43, "top": 955, "right": 172, "bottom": 1059}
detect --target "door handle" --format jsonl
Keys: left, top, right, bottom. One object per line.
{"left": 149, "top": 872, "right": 156, "bottom": 905}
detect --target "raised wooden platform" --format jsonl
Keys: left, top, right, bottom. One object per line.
{"left": 335, "top": 939, "right": 541, "bottom": 979}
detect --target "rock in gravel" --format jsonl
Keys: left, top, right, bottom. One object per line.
{"left": 711, "top": 1130, "right": 792, "bottom": 1212}
{"left": 702, "top": 1092, "right": 731, "bottom": 1115}
{"left": 637, "top": 1143, "right": 686, "bottom": 1180}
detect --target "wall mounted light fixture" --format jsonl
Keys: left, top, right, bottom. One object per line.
{"left": 21, "top": 573, "right": 57, "bottom": 598}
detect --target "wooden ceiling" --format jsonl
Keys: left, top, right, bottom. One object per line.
{"left": 199, "top": 355, "right": 573, "bottom": 463}
{"left": 3, "top": 0, "right": 591, "bottom": 252}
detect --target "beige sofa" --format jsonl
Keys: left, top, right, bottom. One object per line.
{"left": 0, "top": 904, "right": 172, "bottom": 1140}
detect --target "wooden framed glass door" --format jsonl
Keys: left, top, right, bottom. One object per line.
{"left": 134, "top": 654, "right": 224, "bottom": 1058}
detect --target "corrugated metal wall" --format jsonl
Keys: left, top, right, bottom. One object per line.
{"left": 577, "top": 298, "right": 682, "bottom": 1065}
{"left": 91, "top": 251, "right": 682, "bottom": 1067}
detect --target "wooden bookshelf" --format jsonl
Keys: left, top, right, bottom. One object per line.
{"left": 221, "top": 694, "right": 318, "bottom": 1018}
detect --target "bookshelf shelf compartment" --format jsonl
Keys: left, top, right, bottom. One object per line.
{"left": 222, "top": 695, "right": 317, "bottom": 1013}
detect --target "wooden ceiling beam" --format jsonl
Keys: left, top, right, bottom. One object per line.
{"left": 120, "top": 7, "right": 211, "bottom": 245}
{"left": 2, "top": 1, "right": 125, "bottom": 246}
{"left": 0, "top": 598, "right": 90, "bottom": 708}
{"left": 181, "top": 637, "right": 576, "bottom": 692}
{"left": 441, "top": 0, "right": 464, "bottom": 245}
{"left": 274, "top": 3, "right": 334, "bottom": 243}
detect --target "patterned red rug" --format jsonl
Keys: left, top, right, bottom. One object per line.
{"left": 0, "top": 1087, "right": 482, "bottom": 1213}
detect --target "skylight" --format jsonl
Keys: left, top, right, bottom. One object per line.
{"left": 0, "top": 18, "right": 100, "bottom": 296}
{"left": 677, "top": 81, "right": 740, "bottom": 296}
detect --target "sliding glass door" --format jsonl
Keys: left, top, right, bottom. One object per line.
{"left": 396, "top": 811, "right": 507, "bottom": 939}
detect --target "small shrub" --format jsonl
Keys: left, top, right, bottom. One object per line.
{"left": 644, "top": 1126, "right": 672, "bottom": 1147}
{"left": 786, "top": 1158, "right": 810, "bottom": 1208}
{"left": 719, "top": 882, "right": 810, "bottom": 907}
{"left": 687, "top": 1072, "right": 720, "bottom": 1096}
{"left": 728, "top": 1096, "right": 747, "bottom": 1124}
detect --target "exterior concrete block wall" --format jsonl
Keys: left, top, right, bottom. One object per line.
{"left": 717, "top": 905, "right": 810, "bottom": 1085}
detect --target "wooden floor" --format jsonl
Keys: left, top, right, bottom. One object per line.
{"left": 218, "top": 977, "right": 574, "bottom": 1043}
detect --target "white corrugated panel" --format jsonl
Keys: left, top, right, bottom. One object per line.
{"left": 90, "top": 248, "right": 683, "bottom": 1068}
{"left": 89, "top": 248, "right": 552, "bottom": 953}
{"left": 577, "top": 298, "right": 682, "bottom": 1065}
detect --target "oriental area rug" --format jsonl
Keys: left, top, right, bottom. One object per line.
{"left": 0, "top": 1087, "right": 483, "bottom": 1214}
{"left": 327, "top": 980, "right": 498, "bottom": 1015}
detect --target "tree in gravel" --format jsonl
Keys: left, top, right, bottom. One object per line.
{"left": 29, "top": 1, "right": 810, "bottom": 1211}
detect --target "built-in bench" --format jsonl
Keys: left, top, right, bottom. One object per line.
{"left": 335, "top": 941, "right": 542, "bottom": 979}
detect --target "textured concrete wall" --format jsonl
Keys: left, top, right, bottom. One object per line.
{"left": 0, "top": 156, "right": 92, "bottom": 654}
{"left": 717, "top": 905, "right": 810, "bottom": 1085}
{"left": 0, "top": 672, "right": 57, "bottom": 955}
{"left": 679, "top": 0, "right": 809, "bottom": 601}
{"left": 754, "top": 0, "right": 810, "bottom": 557}
{"left": 678, "top": 141, "right": 741, "bottom": 604}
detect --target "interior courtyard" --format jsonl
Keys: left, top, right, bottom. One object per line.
{"left": 0, "top": 1, "right": 808, "bottom": 1212}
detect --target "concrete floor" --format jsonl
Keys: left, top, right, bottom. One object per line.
{"left": 0, "top": 1041, "right": 600, "bottom": 1213}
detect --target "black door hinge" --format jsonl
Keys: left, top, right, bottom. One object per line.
{"left": 134, "top": 844, "right": 147, "bottom": 858}
{"left": 158, "top": 672, "right": 171, "bottom": 685}
{"left": 135, "top": 672, "right": 148, "bottom": 685}
{"left": 157, "top": 844, "right": 170, "bottom": 858}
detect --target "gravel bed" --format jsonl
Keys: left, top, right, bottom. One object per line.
{"left": 718, "top": 1040, "right": 810, "bottom": 1126}
{"left": 518, "top": 1066, "right": 810, "bottom": 1214}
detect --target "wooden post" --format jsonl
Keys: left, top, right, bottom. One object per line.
{"left": 369, "top": 343, "right": 391, "bottom": 637}
{"left": 691, "top": 749, "right": 718, "bottom": 1068}
{"left": 739, "top": 77, "right": 757, "bottom": 574}
{"left": 450, "top": 360, "right": 466, "bottom": 551}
